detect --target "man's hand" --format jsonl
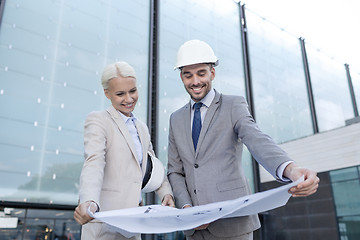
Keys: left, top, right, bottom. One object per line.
{"left": 183, "top": 205, "right": 210, "bottom": 230}
{"left": 284, "top": 163, "right": 320, "bottom": 197}
{"left": 161, "top": 194, "right": 175, "bottom": 207}
{"left": 74, "top": 201, "right": 98, "bottom": 225}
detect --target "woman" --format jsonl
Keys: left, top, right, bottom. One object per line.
{"left": 74, "top": 61, "right": 174, "bottom": 239}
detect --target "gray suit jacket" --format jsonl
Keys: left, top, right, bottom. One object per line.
{"left": 167, "top": 90, "right": 291, "bottom": 238}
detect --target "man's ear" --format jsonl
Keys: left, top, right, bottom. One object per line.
{"left": 210, "top": 67, "right": 215, "bottom": 81}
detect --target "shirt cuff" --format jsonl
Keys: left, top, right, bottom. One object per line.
{"left": 182, "top": 204, "right": 192, "bottom": 209}
{"left": 276, "top": 161, "right": 293, "bottom": 182}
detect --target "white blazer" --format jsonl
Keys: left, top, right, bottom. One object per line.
{"left": 79, "top": 105, "right": 172, "bottom": 239}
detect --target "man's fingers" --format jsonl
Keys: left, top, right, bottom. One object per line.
{"left": 289, "top": 179, "right": 319, "bottom": 197}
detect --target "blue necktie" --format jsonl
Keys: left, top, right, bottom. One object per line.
{"left": 192, "top": 102, "right": 203, "bottom": 150}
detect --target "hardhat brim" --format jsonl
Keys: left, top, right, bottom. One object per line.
{"left": 141, "top": 152, "right": 165, "bottom": 193}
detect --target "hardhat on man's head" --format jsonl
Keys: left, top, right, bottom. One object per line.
{"left": 174, "top": 39, "right": 219, "bottom": 70}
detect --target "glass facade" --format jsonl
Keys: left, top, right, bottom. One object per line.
{"left": 0, "top": 0, "right": 150, "bottom": 205}
{"left": 245, "top": 9, "right": 313, "bottom": 143}
{"left": 330, "top": 166, "right": 360, "bottom": 240}
{"left": 0, "top": 0, "right": 359, "bottom": 239}
{"left": 0, "top": 207, "right": 79, "bottom": 240}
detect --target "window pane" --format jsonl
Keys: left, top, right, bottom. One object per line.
{"left": 350, "top": 69, "right": 360, "bottom": 115}
{"left": 246, "top": 9, "right": 313, "bottom": 143}
{"left": 330, "top": 167, "right": 360, "bottom": 240}
{"left": 330, "top": 167, "right": 359, "bottom": 182}
{"left": 306, "top": 45, "right": 354, "bottom": 132}
{"left": 0, "top": 0, "right": 150, "bottom": 205}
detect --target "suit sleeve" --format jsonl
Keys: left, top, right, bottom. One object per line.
{"left": 167, "top": 114, "right": 192, "bottom": 208}
{"left": 232, "top": 97, "right": 293, "bottom": 181}
{"left": 78, "top": 112, "right": 107, "bottom": 207}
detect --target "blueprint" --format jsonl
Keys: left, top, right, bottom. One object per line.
{"left": 88, "top": 176, "right": 303, "bottom": 237}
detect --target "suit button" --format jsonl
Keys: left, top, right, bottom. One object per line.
{"left": 194, "top": 164, "right": 199, "bottom": 168}
{"left": 194, "top": 190, "right": 197, "bottom": 194}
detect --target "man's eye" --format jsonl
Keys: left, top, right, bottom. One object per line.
{"left": 198, "top": 71, "right": 206, "bottom": 76}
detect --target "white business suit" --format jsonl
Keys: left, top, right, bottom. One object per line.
{"left": 79, "top": 105, "right": 173, "bottom": 240}
{"left": 168, "top": 90, "right": 291, "bottom": 239}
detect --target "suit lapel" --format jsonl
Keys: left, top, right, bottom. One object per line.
{"left": 195, "top": 91, "right": 221, "bottom": 157}
{"left": 134, "top": 120, "right": 148, "bottom": 173}
{"left": 106, "top": 106, "right": 140, "bottom": 165}
{"left": 183, "top": 102, "right": 195, "bottom": 155}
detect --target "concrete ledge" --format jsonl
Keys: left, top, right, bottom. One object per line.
{"left": 260, "top": 122, "right": 360, "bottom": 183}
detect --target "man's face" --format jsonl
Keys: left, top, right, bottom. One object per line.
{"left": 180, "top": 63, "right": 215, "bottom": 102}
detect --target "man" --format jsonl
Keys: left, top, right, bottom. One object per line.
{"left": 167, "top": 39, "right": 319, "bottom": 240}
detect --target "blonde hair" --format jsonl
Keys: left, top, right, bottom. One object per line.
{"left": 101, "top": 61, "right": 136, "bottom": 89}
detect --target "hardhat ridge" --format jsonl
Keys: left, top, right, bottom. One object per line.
{"left": 174, "top": 39, "right": 218, "bottom": 70}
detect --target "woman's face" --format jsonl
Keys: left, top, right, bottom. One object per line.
{"left": 104, "top": 76, "right": 138, "bottom": 117}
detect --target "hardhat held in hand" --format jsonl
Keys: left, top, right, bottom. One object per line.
{"left": 141, "top": 151, "right": 165, "bottom": 193}
{"left": 174, "top": 39, "right": 219, "bottom": 70}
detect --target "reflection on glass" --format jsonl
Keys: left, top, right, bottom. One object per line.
{"left": 0, "top": 208, "right": 81, "bottom": 240}
{"left": 306, "top": 45, "right": 354, "bottom": 132}
{"left": 350, "top": 69, "right": 360, "bottom": 115}
{"left": 0, "top": 0, "right": 150, "bottom": 204}
{"left": 330, "top": 167, "right": 360, "bottom": 240}
{"left": 245, "top": 9, "right": 313, "bottom": 143}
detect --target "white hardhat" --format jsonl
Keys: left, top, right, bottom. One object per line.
{"left": 141, "top": 151, "right": 165, "bottom": 193}
{"left": 174, "top": 39, "right": 219, "bottom": 70}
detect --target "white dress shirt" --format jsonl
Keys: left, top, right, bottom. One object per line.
{"left": 119, "top": 111, "right": 143, "bottom": 166}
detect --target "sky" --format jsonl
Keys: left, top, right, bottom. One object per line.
{"left": 241, "top": 0, "right": 360, "bottom": 72}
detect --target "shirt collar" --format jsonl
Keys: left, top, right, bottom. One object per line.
{"left": 118, "top": 111, "right": 136, "bottom": 123}
{"left": 191, "top": 88, "right": 215, "bottom": 108}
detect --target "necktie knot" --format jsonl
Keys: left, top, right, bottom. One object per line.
{"left": 193, "top": 102, "right": 202, "bottom": 110}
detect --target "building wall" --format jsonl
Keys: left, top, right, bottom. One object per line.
{"left": 260, "top": 172, "right": 339, "bottom": 240}
{"left": 260, "top": 121, "right": 360, "bottom": 183}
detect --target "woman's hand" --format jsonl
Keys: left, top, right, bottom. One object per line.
{"left": 74, "top": 201, "right": 98, "bottom": 225}
{"left": 161, "top": 194, "right": 175, "bottom": 207}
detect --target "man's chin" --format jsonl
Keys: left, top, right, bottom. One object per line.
{"left": 191, "top": 95, "right": 203, "bottom": 102}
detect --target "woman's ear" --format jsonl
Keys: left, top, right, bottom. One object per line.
{"left": 104, "top": 89, "right": 110, "bottom": 99}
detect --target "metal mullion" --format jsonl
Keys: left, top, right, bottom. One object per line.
{"left": 345, "top": 63, "right": 359, "bottom": 117}
{"left": 300, "top": 38, "right": 319, "bottom": 133}
{"left": 144, "top": 1, "right": 158, "bottom": 239}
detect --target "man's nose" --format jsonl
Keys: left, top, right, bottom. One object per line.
{"left": 192, "top": 76, "right": 201, "bottom": 85}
